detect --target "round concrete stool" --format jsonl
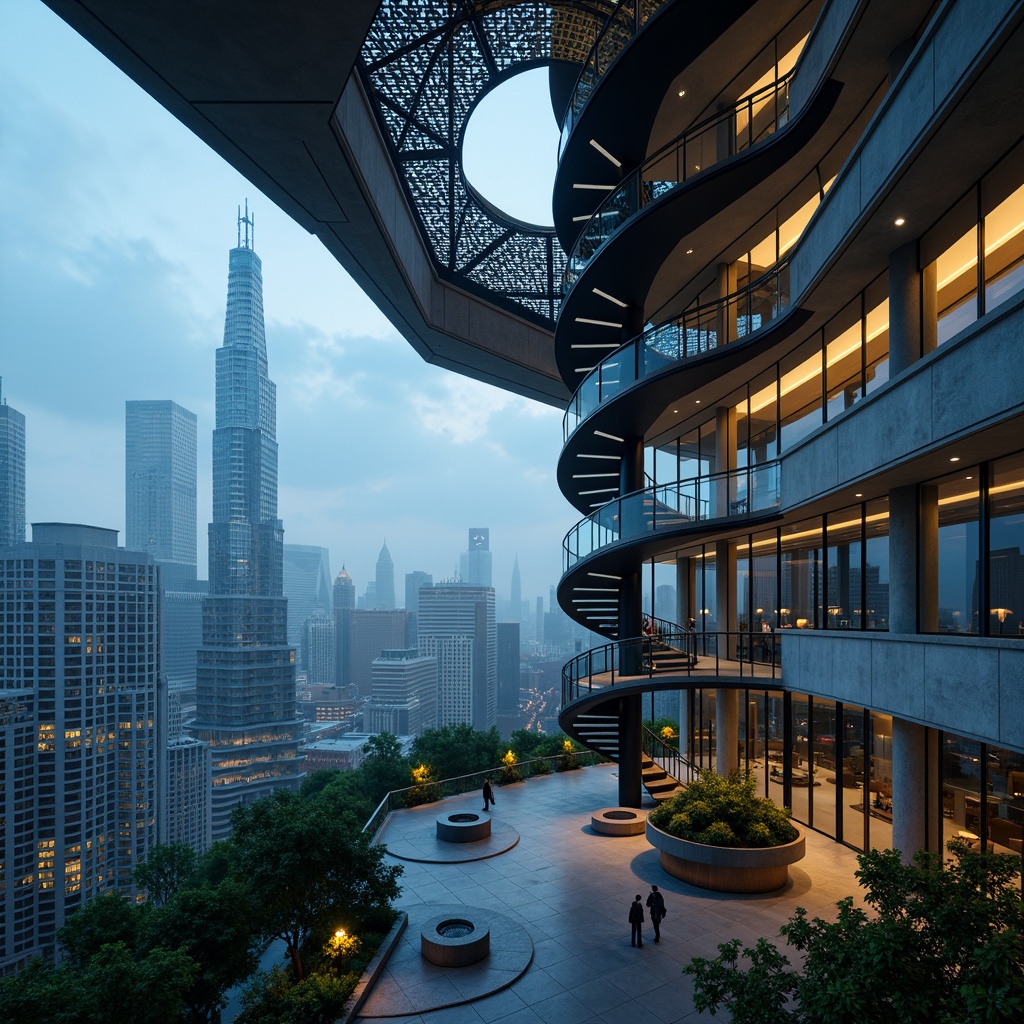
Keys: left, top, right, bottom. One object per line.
{"left": 591, "top": 807, "right": 646, "bottom": 836}
{"left": 420, "top": 913, "right": 491, "bottom": 966}
{"left": 436, "top": 811, "right": 491, "bottom": 843}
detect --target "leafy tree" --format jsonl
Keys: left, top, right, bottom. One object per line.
{"left": 359, "top": 731, "right": 410, "bottom": 804}
{"left": 237, "top": 966, "right": 357, "bottom": 1024}
{"left": 134, "top": 841, "right": 199, "bottom": 906}
{"left": 58, "top": 890, "right": 139, "bottom": 970}
{"left": 686, "top": 845, "right": 1024, "bottom": 1023}
{"left": 138, "top": 879, "right": 257, "bottom": 1024}
{"left": 314, "top": 767, "right": 376, "bottom": 824}
{"left": 0, "top": 942, "right": 194, "bottom": 1024}
{"left": 230, "top": 789, "right": 403, "bottom": 981}
{"left": 510, "top": 728, "right": 580, "bottom": 762}
{"left": 410, "top": 724, "right": 503, "bottom": 780}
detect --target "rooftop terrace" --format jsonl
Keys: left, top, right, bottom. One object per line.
{"left": 357, "top": 762, "right": 865, "bottom": 1024}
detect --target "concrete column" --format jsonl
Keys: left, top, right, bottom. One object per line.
{"left": 714, "top": 263, "right": 739, "bottom": 347}
{"left": 675, "top": 556, "right": 695, "bottom": 628}
{"left": 892, "top": 717, "right": 927, "bottom": 861}
{"left": 919, "top": 485, "right": 938, "bottom": 633}
{"left": 889, "top": 484, "right": 937, "bottom": 634}
{"left": 888, "top": 241, "right": 922, "bottom": 377}
{"left": 618, "top": 692, "right": 643, "bottom": 807}
{"left": 716, "top": 688, "right": 740, "bottom": 776}
{"left": 888, "top": 485, "right": 917, "bottom": 634}
{"left": 714, "top": 404, "right": 737, "bottom": 518}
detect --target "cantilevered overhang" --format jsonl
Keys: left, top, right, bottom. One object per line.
{"left": 43, "top": 0, "right": 572, "bottom": 406}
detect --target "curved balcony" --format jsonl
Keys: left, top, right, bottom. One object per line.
{"left": 563, "top": 461, "right": 782, "bottom": 575}
{"left": 563, "top": 73, "right": 793, "bottom": 296}
{"left": 553, "top": 0, "right": 800, "bottom": 250}
{"left": 559, "top": 0, "right": 672, "bottom": 149}
{"left": 564, "top": 258, "right": 790, "bottom": 441}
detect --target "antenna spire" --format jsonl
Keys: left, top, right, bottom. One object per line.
{"left": 237, "top": 200, "right": 255, "bottom": 250}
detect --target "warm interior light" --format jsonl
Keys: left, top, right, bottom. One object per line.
{"left": 894, "top": 217, "right": 906, "bottom": 226}
{"left": 950, "top": 456, "right": 960, "bottom": 462}
{"left": 678, "top": 89, "right": 686, "bottom": 97}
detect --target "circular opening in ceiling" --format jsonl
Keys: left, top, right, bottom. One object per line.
{"left": 462, "top": 67, "right": 559, "bottom": 230}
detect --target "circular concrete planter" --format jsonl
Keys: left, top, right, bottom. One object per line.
{"left": 436, "top": 811, "right": 491, "bottom": 843}
{"left": 420, "top": 913, "right": 491, "bottom": 966}
{"left": 592, "top": 807, "right": 646, "bottom": 836}
{"left": 646, "top": 818, "right": 805, "bottom": 893}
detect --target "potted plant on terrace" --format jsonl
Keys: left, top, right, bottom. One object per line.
{"left": 647, "top": 770, "right": 805, "bottom": 893}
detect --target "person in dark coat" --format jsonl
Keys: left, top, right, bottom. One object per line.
{"left": 646, "top": 884, "right": 666, "bottom": 942}
{"left": 482, "top": 777, "right": 495, "bottom": 811}
{"left": 628, "top": 894, "right": 645, "bottom": 947}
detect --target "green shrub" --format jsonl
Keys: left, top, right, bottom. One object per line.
{"left": 649, "top": 769, "right": 797, "bottom": 847}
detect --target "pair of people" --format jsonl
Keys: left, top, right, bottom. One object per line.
{"left": 628, "top": 885, "right": 666, "bottom": 946}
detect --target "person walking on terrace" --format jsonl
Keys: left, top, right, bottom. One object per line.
{"left": 646, "top": 884, "right": 666, "bottom": 943}
{"left": 629, "top": 894, "right": 645, "bottom": 947}
{"left": 482, "top": 777, "right": 495, "bottom": 812}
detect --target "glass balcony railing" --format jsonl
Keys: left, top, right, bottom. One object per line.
{"left": 563, "top": 461, "right": 781, "bottom": 572}
{"left": 564, "top": 258, "right": 790, "bottom": 439}
{"left": 562, "top": 73, "right": 792, "bottom": 296}
{"left": 560, "top": 0, "right": 670, "bottom": 151}
{"left": 562, "top": 629, "right": 783, "bottom": 705}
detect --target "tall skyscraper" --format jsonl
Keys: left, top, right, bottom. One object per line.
{"left": 374, "top": 540, "right": 395, "bottom": 609}
{"left": 125, "top": 400, "right": 198, "bottom": 572}
{"left": 0, "top": 381, "right": 26, "bottom": 548}
{"left": 190, "top": 207, "right": 303, "bottom": 840}
{"left": 333, "top": 566, "right": 355, "bottom": 688}
{"left": 404, "top": 569, "right": 432, "bottom": 635}
{"left": 510, "top": 555, "right": 522, "bottom": 624}
{"left": 0, "top": 524, "right": 160, "bottom": 971}
{"left": 283, "top": 544, "right": 332, "bottom": 663}
{"left": 460, "top": 527, "right": 492, "bottom": 586}
{"left": 418, "top": 583, "right": 496, "bottom": 730}
{"left": 125, "top": 400, "right": 205, "bottom": 702}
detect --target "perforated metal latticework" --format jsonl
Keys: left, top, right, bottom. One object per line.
{"left": 359, "top": 0, "right": 614, "bottom": 326}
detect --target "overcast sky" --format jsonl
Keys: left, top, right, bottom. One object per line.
{"left": 0, "top": 2, "right": 575, "bottom": 607}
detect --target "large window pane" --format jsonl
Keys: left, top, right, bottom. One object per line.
{"left": 936, "top": 225, "right": 979, "bottom": 344}
{"left": 988, "top": 451, "right": 1024, "bottom": 638}
{"left": 827, "top": 508, "right": 862, "bottom": 629}
{"left": 937, "top": 472, "right": 980, "bottom": 634}
{"left": 779, "top": 338, "right": 823, "bottom": 450}
{"left": 864, "top": 498, "right": 890, "bottom": 630}
{"left": 984, "top": 181, "right": 1024, "bottom": 311}
{"left": 841, "top": 704, "right": 867, "bottom": 850}
{"left": 864, "top": 295, "right": 890, "bottom": 397}
{"left": 826, "top": 304, "right": 862, "bottom": 419}
{"left": 781, "top": 517, "right": 823, "bottom": 629}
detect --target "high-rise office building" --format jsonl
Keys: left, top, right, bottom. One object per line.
{"left": 333, "top": 566, "right": 355, "bottom": 688}
{"left": 125, "top": 400, "right": 205, "bottom": 702}
{"left": 374, "top": 540, "right": 395, "bottom": 610}
{"left": 162, "top": 693, "right": 211, "bottom": 855}
{"left": 125, "top": 400, "right": 197, "bottom": 571}
{"left": 0, "top": 524, "right": 159, "bottom": 972}
{"left": 283, "top": 544, "right": 332, "bottom": 664}
{"left": 365, "top": 647, "right": 438, "bottom": 737}
{"left": 0, "top": 382, "right": 26, "bottom": 549}
{"left": 346, "top": 609, "right": 411, "bottom": 696}
{"left": 190, "top": 208, "right": 303, "bottom": 840}
{"left": 404, "top": 570, "right": 432, "bottom": 636}
{"left": 496, "top": 621, "right": 521, "bottom": 739}
{"left": 459, "top": 528, "right": 492, "bottom": 587}
{"left": 303, "top": 610, "right": 335, "bottom": 686}
{"left": 418, "top": 583, "right": 496, "bottom": 730}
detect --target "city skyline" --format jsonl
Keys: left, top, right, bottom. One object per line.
{"left": 0, "top": 3, "right": 574, "bottom": 605}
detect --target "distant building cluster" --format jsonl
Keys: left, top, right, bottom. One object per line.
{"left": 0, "top": 216, "right": 591, "bottom": 976}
